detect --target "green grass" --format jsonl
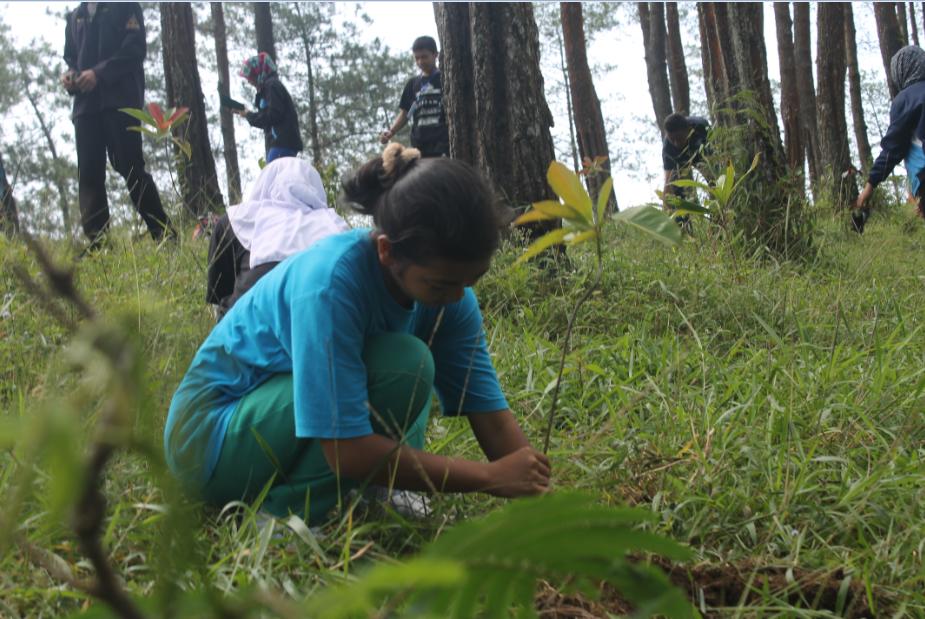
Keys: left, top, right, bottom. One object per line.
{"left": 1, "top": 204, "right": 924, "bottom": 617}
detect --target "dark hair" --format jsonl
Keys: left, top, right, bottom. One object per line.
{"left": 664, "top": 113, "right": 690, "bottom": 134}
{"left": 343, "top": 148, "right": 501, "bottom": 264}
{"left": 412, "top": 36, "right": 438, "bottom": 54}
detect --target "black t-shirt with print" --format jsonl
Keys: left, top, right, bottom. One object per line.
{"left": 399, "top": 71, "right": 449, "bottom": 156}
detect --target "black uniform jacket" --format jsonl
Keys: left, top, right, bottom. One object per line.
{"left": 64, "top": 2, "right": 147, "bottom": 118}
{"left": 245, "top": 75, "right": 304, "bottom": 154}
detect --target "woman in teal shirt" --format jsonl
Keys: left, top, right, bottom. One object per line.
{"left": 165, "top": 143, "right": 550, "bottom": 523}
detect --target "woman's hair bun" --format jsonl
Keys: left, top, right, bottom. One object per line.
{"left": 381, "top": 142, "right": 422, "bottom": 181}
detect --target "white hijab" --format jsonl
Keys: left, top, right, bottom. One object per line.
{"left": 227, "top": 157, "right": 349, "bottom": 268}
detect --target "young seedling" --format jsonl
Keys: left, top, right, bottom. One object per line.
{"left": 515, "top": 161, "right": 681, "bottom": 453}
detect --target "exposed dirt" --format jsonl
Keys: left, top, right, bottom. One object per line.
{"left": 535, "top": 559, "right": 877, "bottom": 618}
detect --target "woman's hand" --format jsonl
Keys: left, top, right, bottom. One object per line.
{"left": 483, "top": 446, "right": 551, "bottom": 498}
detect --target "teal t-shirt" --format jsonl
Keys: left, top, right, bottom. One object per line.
{"left": 164, "top": 228, "right": 508, "bottom": 487}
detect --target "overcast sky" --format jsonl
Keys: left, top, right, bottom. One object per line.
{"left": 1, "top": 2, "right": 892, "bottom": 208}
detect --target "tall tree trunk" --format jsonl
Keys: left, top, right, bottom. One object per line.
{"left": 253, "top": 3, "right": 277, "bottom": 61}
{"left": 561, "top": 2, "right": 616, "bottom": 211}
{"left": 160, "top": 3, "right": 224, "bottom": 217}
{"left": 910, "top": 3, "right": 920, "bottom": 45}
{"left": 294, "top": 3, "right": 322, "bottom": 168}
{"left": 638, "top": 2, "right": 673, "bottom": 133}
{"left": 898, "top": 1, "right": 910, "bottom": 43}
{"left": 816, "top": 3, "right": 858, "bottom": 209}
{"left": 211, "top": 2, "right": 241, "bottom": 204}
{"left": 845, "top": 3, "right": 873, "bottom": 171}
{"left": 700, "top": 2, "right": 802, "bottom": 253}
{"left": 434, "top": 2, "right": 557, "bottom": 234}
{"left": 774, "top": 3, "right": 804, "bottom": 174}
{"left": 874, "top": 3, "right": 907, "bottom": 97}
{"left": 793, "top": 2, "right": 820, "bottom": 186}
{"left": 665, "top": 2, "right": 690, "bottom": 115}
{"left": 21, "top": 78, "right": 70, "bottom": 232}
{"left": 0, "top": 151, "right": 20, "bottom": 236}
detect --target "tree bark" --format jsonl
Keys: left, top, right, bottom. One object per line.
{"left": 910, "top": 3, "right": 920, "bottom": 46}
{"left": 774, "top": 3, "right": 803, "bottom": 174}
{"left": 160, "top": 3, "right": 224, "bottom": 217}
{"left": 211, "top": 2, "right": 241, "bottom": 204}
{"left": 699, "top": 2, "right": 802, "bottom": 253}
{"left": 874, "top": 3, "right": 907, "bottom": 98}
{"left": 638, "top": 2, "right": 673, "bottom": 133}
{"left": 845, "top": 3, "right": 873, "bottom": 171}
{"left": 561, "top": 2, "right": 616, "bottom": 211}
{"left": 253, "top": 3, "right": 277, "bottom": 61}
{"left": 434, "top": 2, "right": 557, "bottom": 236}
{"left": 293, "top": 3, "right": 322, "bottom": 168}
{"left": 898, "top": 1, "right": 910, "bottom": 43}
{"left": 793, "top": 2, "right": 820, "bottom": 186}
{"left": 0, "top": 151, "right": 20, "bottom": 236}
{"left": 665, "top": 2, "right": 690, "bottom": 115}
{"left": 816, "top": 3, "right": 858, "bottom": 208}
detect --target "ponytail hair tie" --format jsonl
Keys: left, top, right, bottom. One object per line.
{"left": 381, "top": 142, "right": 422, "bottom": 180}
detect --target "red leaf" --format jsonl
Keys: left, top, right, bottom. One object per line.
{"left": 147, "top": 102, "right": 165, "bottom": 128}
{"left": 167, "top": 106, "right": 189, "bottom": 125}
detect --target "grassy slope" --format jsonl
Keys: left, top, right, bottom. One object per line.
{"left": 1, "top": 207, "right": 923, "bottom": 617}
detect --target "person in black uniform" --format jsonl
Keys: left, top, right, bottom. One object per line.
{"left": 237, "top": 52, "right": 303, "bottom": 163}
{"left": 661, "top": 112, "right": 710, "bottom": 228}
{"left": 63, "top": 2, "right": 174, "bottom": 247}
{"left": 379, "top": 36, "right": 449, "bottom": 158}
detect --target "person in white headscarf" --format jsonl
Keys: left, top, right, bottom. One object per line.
{"left": 206, "top": 158, "right": 349, "bottom": 317}
{"left": 855, "top": 45, "right": 925, "bottom": 231}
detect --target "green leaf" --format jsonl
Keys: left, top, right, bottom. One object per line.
{"left": 614, "top": 205, "right": 682, "bottom": 246}
{"left": 118, "top": 106, "right": 155, "bottom": 127}
{"left": 547, "top": 161, "right": 593, "bottom": 221}
{"left": 666, "top": 197, "right": 711, "bottom": 215}
{"left": 514, "top": 209, "right": 559, "bottom": 225}
{"left": 172, "top": 137, "right": 192, "bottom": 160}
{"left": 596, "top": 176, "right": 613, "bottom": 224}
{"left": 669, "top": 179, "right": 710, "bottom": 191}
{"left": 126, "top": 125, "right": 161, "bottom": 138}
{"left": 567, "top": 229, "right": 598, "bottom": 246}
{"left": 532, "top": 199, "right": 582, "bottom": 220}
{"left": 515, "top": 228, "right": 570, "bottom": 265}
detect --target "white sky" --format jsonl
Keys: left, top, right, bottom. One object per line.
{"left": 1, "top": 2, "right": 891, "bottom": 208}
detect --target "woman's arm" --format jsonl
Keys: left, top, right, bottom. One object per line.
{"left": 320, "top": 432, "right": 549, "bottom": 498}
{"left": 467, "top": 409, "right": 531, "bottom": 461}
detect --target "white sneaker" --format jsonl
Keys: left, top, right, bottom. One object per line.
{"left": 366, "top": 486, "right": 432, "bottom": 520}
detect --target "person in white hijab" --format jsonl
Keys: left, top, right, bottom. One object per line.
{"left": 206, "top": 158, "right": 349, "bottom": 317}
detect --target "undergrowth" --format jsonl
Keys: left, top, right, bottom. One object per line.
{"left": 1, "top": 201, "right": 923, "bottom": 617}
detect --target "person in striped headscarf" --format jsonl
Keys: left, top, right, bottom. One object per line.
{"left": 237, "top": 52, "right": 304, "bottom": 162}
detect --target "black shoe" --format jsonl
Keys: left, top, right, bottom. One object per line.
{"left": 850, "top": 207, "right": 869, "bottom": 234}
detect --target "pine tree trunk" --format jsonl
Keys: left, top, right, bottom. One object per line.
{"left": 0, "top": 151, "right": 20, "bottom": 236}
{"left": 160, "top": 3, "right": 224, "bottom": 217}
{"left": 434, "top": 2, "right": 557, "bottom": 234}
{"left": 874, "top": 3, "right": 907, "bottom": 97}
{"left": 898, "top": 1, "right": 910, "bottom": 43}
{"left": 816, "top": 3, "right": 858, "bottom": 208}
{"left": 294, "top": 4, "right": 322, "bottom": 168}
{"left": 700, "top": 2, "right": 802, "bottom": 254}
{"left": 638, "top": 2, "right": 673, "bottom": 133}
{"left": 774, "top": 2, "right": 803, "bottom": 174}
{"left": 555, "top": 23, "right": 580, "bottom": 172}
{"left": 253, "top": 3, "right": 277, "bottom": 61}
{"left": 793, "top": 2, "right": 820, "bottom": 186}
{"left": 910, "top": 3, "right": 920, "bottom": 45}
{"left": 561, "top": 2, "right": 616, "bottom": 211}
{"left": 845, "top": 3, "right": 873, "bottom": 171}
{"left": 665, "top": 2, "right": 690, "bottom": 115}
{"left": 211, "top": 2, "right": 241, "bottom": 204}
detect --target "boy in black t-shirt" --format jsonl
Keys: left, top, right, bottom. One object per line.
{"left": 662, "top": 113, "right": 710, "bottom": 200}
{"left": 379, "top": 36, "right": 449, "bottom": 158}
